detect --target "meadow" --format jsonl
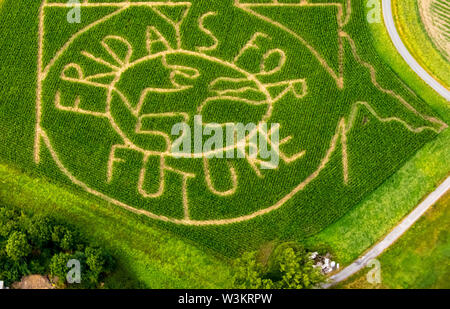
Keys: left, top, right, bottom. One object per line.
{"left": 338, "top": 192, "right": 450, "bottom": 289}
{"left": 1, "top": 0, "right": 449, "bottom": 261}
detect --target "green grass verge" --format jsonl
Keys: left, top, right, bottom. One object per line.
{"left": 392, "top": 0, "right": 450, "bottom": 88}
{"left": 0, "top": 163, "right": 234, "bottom": 289}
{"left": 363, "top": 0, "right": 450, "bottom": 123}
{"left": 337, "top": 192, "right": 450, "bottom": 289}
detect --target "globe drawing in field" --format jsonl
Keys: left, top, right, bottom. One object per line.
{"left": 35, "top": 0, "right": 446, "bottom": 227}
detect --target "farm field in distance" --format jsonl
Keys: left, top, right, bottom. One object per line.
{"left": 0, "top": 0, "right": 449, "bottom": 292}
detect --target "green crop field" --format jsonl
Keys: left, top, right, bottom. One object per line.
{"left": 1, "top": 0, "right": 449, "bottom": 265}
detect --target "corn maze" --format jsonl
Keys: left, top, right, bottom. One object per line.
{"left": 2, "top": 0, "right": 447, "bottom": 253}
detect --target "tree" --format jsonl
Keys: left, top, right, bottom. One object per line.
{"left": 0, "top": 258, "right": 23, "bottom": 284}
{"left": 0, "top": 208, "right": 19, "bottom": 238}
{"left": 52, "top": 225, "right": 74, "bottom": 251}
{"left": 273, "top": 247, "right": 324, "bottom": 289}
{"left": 49, "top": 252, "right": 71, "bottom": 283}
{"left": 84, "top": 247, "right": 113, "bottom": 285}
{"left": 232, "top": 243, "right": 325, "bottom": 289}
{"left": 26, "top": 216, "right": 53, "bottom": 247}
{"left": 5, "top": 231, "right": 31, "bottom": 261}
{"left": 233, "top": 251, "right": 274, "bottom": 289}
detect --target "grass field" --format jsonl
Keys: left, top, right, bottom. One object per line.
{"left": 1, "top": 0, "right": 449, "bottom": 276}
{"left": 392, "top": 0, "right": 450, "bottom": 88}
{"left": 338, "top": 192, "right": 450, "bottom": 289}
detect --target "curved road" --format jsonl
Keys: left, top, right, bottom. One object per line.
{"left": 324, "top": 1, "right": 450, "bottom": 288}
{"left": 382, "top": 0, "right": 450, "bottom": 101}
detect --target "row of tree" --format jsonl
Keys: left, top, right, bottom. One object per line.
{"left": 0, "top": 204, "right": 114, "bottom": 288}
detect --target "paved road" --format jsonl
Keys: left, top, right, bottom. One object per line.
{"left": 382, "top": 0, "right": 450, "bottom": 101}
{"left": 323, "top": 176, "right": 450, "bottom": 288}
